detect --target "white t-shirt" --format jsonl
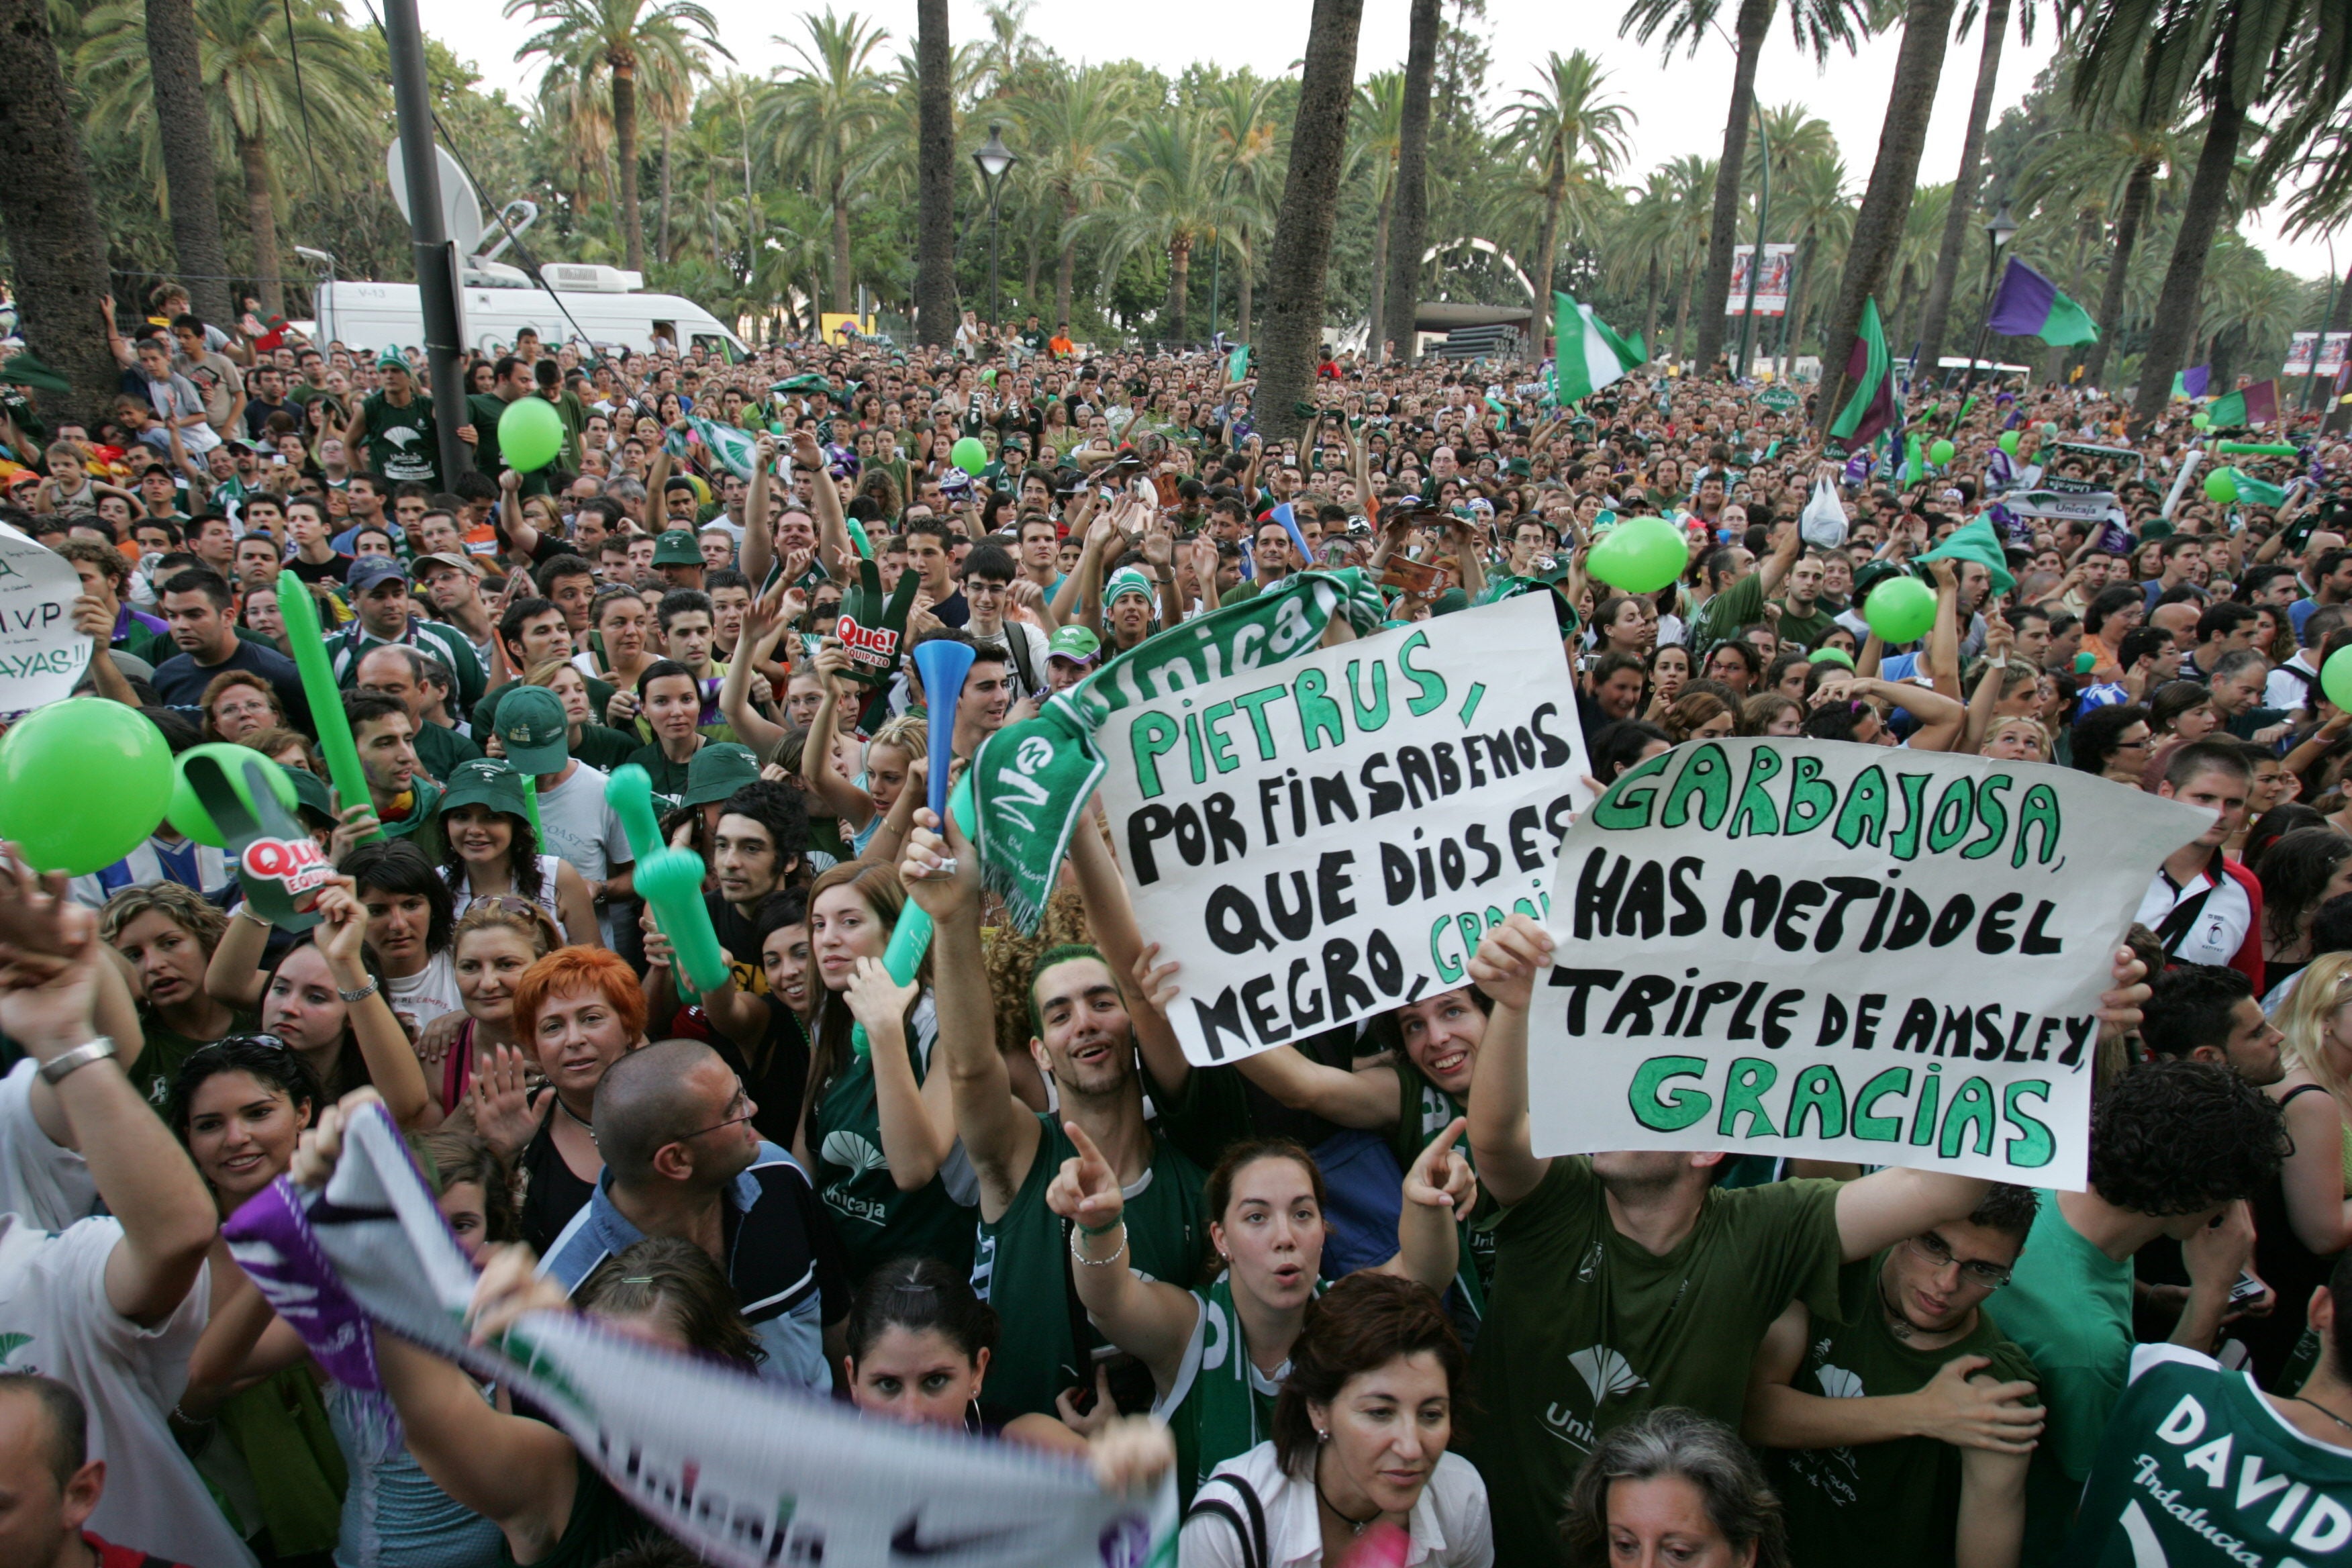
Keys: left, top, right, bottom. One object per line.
{"left": 383, "top": 948, "right": 462, "bottom": 1038}
{"left": 532, "top": 763, "right": 631, "bottom": 946}
{"left": 1179, "top": 1442, "right": 1492, "bottom": 1568}
{"left": 0, "top": 1061, "right": 97, "bottom": 1231}
{"left": 0, "top": 1216, "right": 253, "bottom": 1567}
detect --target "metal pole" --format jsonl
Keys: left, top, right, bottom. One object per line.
{"left": 985, "top": 181, "right": 1003, "bottom": 339}
{"left": 1736, "top": 106, "right": 1769, "bottom": 380}
{"left": 383, "top": 0, "right": 470, "bottom": 484}
{"left": 2306, "top": 238, "right": 2340, "bottom": 415}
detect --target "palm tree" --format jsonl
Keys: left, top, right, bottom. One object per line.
{"left": 761, "top": 9, "right": 892, "bottom": 314}
{"left": 1496, "top": 49, "right": 1634, "bottom": 350}
{"left": 2022, "top": 105, "right": 2187, "bottom": 384}
{"left": 1815, "top": 0, "right": 1959, "bottom": 434}
{"left": 1257, "top": 0, "right": 1365, "bottom": 440}
{"left": 1605, "top": 169, "right": 1685, "bottom": 352}
{"left": 2072, "top": 0, "right": 2352, "bottom": 428}
{"left": 1913, "top": 0, "right": 2041, "bottom": 379}
{"left": 1620, "top": 0, "right": 1871, "bottom": 380}
{"left": 914, "top": 0, "right": 956, "bottom": 344}
{"left": 80, "top": 0, "right": 382, "bottom": 318}
{"left": 1660, "top": 154, "right": 1718, "bottom": 360}
{"left": 537, "top": 60, "right": 619, "bottom": 217}
{"left": 1202, "top": 76, "right": 1285, "bottom": 340}
{"left": 1018, "top": 66, "right": 1134, "bottom": 332}
{"left": 144, "top": 0, "right": 234, "bottom": 322}
{"left": 1771, "top": 147, "right": 1853, "bottom": 368}
{"left": 1079, "top": 113, "right": 1251, "bottom": 342}
{"left": 506, "top": 0, "right": 729, "bottom": 273}
{"left": 1383, "top": 0, "right": 1442, "bottom": 362}
{"left": 0, "top": 0, "right": 121, "bottom": 418}
{"left": 1353, "top": 72, "right": 1405, "bottom": 355}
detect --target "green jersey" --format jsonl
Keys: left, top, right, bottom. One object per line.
{"left": 358, "top": 390, "right": 440, "bottom": 485}
{"left": 808, "top": 995, "right": 977, "bottom": 1281}
{"left": 2061, "top": 1344, "right": 2352, "bottom": 1564}
{"left": 1463, "top": 1159, "right": 1845, "bottom": 1568}
{"left": 1769, "top": 1252, "right": 2040, "bottom": 1568}
{"left": 1157, "top": 1274, "right": 1315, "bottom": 1505}
{"left": 970, "top": 1114, "right": 1208, "bottom": 1419}
{"left": 131, "top": 1009, "right": 259, "bottom": 1112}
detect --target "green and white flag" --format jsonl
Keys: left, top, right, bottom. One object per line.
{"left": 1551, "top": 291, "right": 1647, "bottom": 405}
{"left": 972, "top": 570, "right": 1387, "bottom": 928}
{"left": 1226, "top": 344, "right": 1250, "bottom": 385}
{"left": 666, "top": 415, "right": 759, "bottom": 482}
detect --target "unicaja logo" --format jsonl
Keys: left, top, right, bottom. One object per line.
{"left": 1567, "top": 1346, "right": 1647, "bottom": 1402}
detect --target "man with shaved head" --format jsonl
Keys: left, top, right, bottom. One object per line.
{"left": 537, "top": 1038, "right": 846, "bottom": 1388}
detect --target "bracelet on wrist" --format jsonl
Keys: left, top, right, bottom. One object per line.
{"left": 1079, "top": 1214, "right": 1122, "bottom": 1236}
{"left": 1071, "top": 1222, "right": 1128, "bottom": 1267}
{"left": 338, "top": 975, "right": 381, "bottom": 1005}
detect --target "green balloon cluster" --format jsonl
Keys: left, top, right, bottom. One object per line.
{"left": 2190, "top": 413, "right": 2212, "bottom": 430}
{"left": 1998, "top": 431, "right": 2020, "bottom": 456}
{"left": 168, "top": 743, "right": 298, "bottom": 848}
{"left": 1863, "top": 575, "right": 1937, "bottom": 645}
{"left": 499, "top": 395, "right": 565, "bottom": 473}
{"left": 2204, "top": 471, "right": 2238, "bottom": 504}
{"left": 950, "top": 437, "right": 989, "bottom": 476}
{"left": 0, "top": 701, "right": 173, "bottom": 874}
{"left": 1929, "top": 439, "right": 1956, "bottom": 467}
{"left": 2326, "top": 646, "right": 2352, "bottom": 714}
{"left": 1586, "top": 516, "right": 1687, "bottom": 594}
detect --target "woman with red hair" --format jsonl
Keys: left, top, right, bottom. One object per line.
{"left": 472, "top": 946, "right": 648, "bottom": 1251}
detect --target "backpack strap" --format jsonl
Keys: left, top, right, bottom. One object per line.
{"left": 1183, "top": 1473, "right": 1270, "bottom": 1568}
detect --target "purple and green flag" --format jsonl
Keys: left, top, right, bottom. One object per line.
{"left": 1986, "top": 258, "right": 2099, "bottom": 347}
{"left": 1829, "top": 297, "right": 1898, "bottom": 447}
{"left": 2206, "top": 380, "right": 2280, "bottom": 428}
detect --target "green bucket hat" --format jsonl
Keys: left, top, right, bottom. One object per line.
{"left": 1913, "top": 515, "right": 2017, "bottom": 595}
{"left": 683, "top": 742, "right": 760, "bottom": 807}
{"left": 652, "top": 529, "right": 703, "bottom": 566}
{"left": 284, "top": 763, "right": 336, "bottom": 828}
{"left": 439, "top": 759, "right": 532, "bottom": 820}
{"left": 496, "top": 685, "right": 571, "bottom": 774}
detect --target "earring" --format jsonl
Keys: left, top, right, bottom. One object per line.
{"left": 1316, "top": 1429, "right": 1330, "bottom": 1442}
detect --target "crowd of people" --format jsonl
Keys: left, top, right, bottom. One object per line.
{"left": 1, "top": 285, "right": 2352, "bottom": 1568}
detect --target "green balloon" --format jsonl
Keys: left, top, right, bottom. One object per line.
{"left": 2190, "top": 413, "right": 2211, "bottom": 430}
{"left": 168, "top": 743, "right": 299, "bottom": 848}
{"left": 1587, "top": 515, "right": 1687, "bottom": 594}
{"left": 2204, "top": 470, "right": 2239, "bottom": 504}
{"left": 1930, "top": 439, "right": 1956, "bottom": 467}
{"left": 950, "top": 437, "right": 989, "bottom": 477}
{"left": 1863, "top": 576, "right": 1938, "bottom": 645}
{"left": 498, "top": 395, "right": 566, "bottom": 473}
{"left": 0, "top": 699, "right": 172, "bottom": 874}
{"left": 1998, "top": 430, "right": 2020, "bottom": 456}
{"left": 2326, "top": 646, "right": 2352, "bottom": 714}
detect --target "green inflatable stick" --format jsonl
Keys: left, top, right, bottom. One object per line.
{"left": 2218, "top": 442, "right": 2299, "bottom": 456}
{"left": 607, "top": 762, "right": 665, "bottom": 865}
{"left": 521, "top": 773, "right": 544, "bottom": 843}
{"left": 635, "top": 848, "right": 729, "bottom": 995}
{"left": 852, "top": 775, "right": 975, "bottom": 1059}
{"left": 276, "top": 570, "right": 381, "bottom": 843}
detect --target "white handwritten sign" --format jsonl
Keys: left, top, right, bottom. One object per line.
{"left": 0, "top": 520, "right": 90, "bottom": 717}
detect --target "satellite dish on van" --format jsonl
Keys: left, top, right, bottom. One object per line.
{"left": 385, "top": 142, "right": 486, "bottom": 258}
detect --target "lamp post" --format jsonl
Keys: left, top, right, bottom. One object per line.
{"left": 1962, "top": 199, "right": 2018, "bottom": 391}
{"left": 972, "top": 124, "right": 1018, "bottom": 340}
{"left": 1734, "top": 104, "right": 1770, "bottom": 381}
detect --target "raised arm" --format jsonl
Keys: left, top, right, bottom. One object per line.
{"left": 1464, "top": 913, "right": 1555, "bottom": 1208}
{"left": 1234, "top": 1043, "right": 1399, "bottom": 1131}
{"left": 1049, "top": 1119, "right": 1204, "bottom": 1395}
{"left": 792, "top": 428, "right": 853, "bottom": 583}
{"left": 1067, "top": 803, "right": 1189, "bottom": 1099}
{"left": 1373, "top": 1117, "right": 1467, "bottom": 1293}
{"left": 718, "top": 582, "right": 797, "bottom": 758}
{"left": 205, "top": 905, "right": 274, "bottom": 1011}
{"left": 799, "top": 643, "right": 876, "bottom": 826}
{"left": 313, "top": 879, "right": 433, "bottom": 1128}
{"left": 742, "top": 433, "right": 778, "bottom": 591}
{"left": 844, "top": 955, "right": 958, "bottom": 1191}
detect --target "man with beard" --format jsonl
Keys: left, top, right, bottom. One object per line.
{"left": 644, "top": 780, "right": 804, "bottom": 1030}
{"left": 1748, "top": 1187, "right": 2043, "bottom": 1568}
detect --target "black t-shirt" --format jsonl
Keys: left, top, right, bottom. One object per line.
{"left": 710, "top": 999, "right": 812, "bottom": 1153}
{"left": 150, "top": 638, "right": 312, "bottom": 732}
{"left": 930, "top": 589, "right": 970, "bottom": 628}
{"left": 286, "top": 552, "right": 353, "bottom": 587}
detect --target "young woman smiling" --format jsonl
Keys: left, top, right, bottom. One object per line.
{"left": 412, "top": 900, "right": 562, "bottom": 1114}
{"left": 428, "top": 759, "right": 597, "bottom": 946}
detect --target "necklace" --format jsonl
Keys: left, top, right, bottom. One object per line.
{"left": 556, "top": 1095, "right": 593, "bottom": 1131}
{"left": 1315, "top": 1473, "right": 1379, "bottom": 1537}
{"left": 2288, "top": 1393, "right": 2352, "bottom": 1438}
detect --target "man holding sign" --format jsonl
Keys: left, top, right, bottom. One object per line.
{"left": 1457, "top": 905, "right": 2151, "bottom": 1568}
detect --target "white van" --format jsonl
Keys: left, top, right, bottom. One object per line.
{"left": 312, "top": 267, "right": 748, "bottom": 361}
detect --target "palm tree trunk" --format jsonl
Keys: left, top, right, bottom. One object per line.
{"left": 2128, "top": 58, "right": 2243, "bottom": 430}
{"left": 1815, "top": 0, "right": 1957, "bottom": 436}
{"left": 658, "top": 128, "right": 674, "bottom": 264}
{"left": 613, "top": 59, "right": 644, "bottom": 273}
{"left": 914, "top": 0, "right": 958, "bottom": 346}
{"left": 1530, "top": 185, "right": 1562, "bottom": 352}
{"left": 1367, "top": 183, "right": 1392, "bottom": 358}
{"left": 1167, "top": 236, "right": 1192, "bottom": 342}
{"left": 236, "top": 132, "right": 286, "bottom": 321}
{"left": 830, "top": 181, "right": 854, "bottom": 313}
{"left": 1673, "top": 262, "right": 1697, "bottom": 361}
{"left": 1913, "top": 0, "right": 2008, "bottom": 379}
{"left": 1783, "top": 232, "right": 1817, "bottom": 370}
{"left": 2081, "top": 156, "right": 2153, "bottom": 388}
{"left": 0, "top": 0, "right": 121, "bottom": 420}
{"left": 1694, "top": 0, "right": 1773, "bottom": 381}
{"left": 145, "top": 0, "right": 234, "bottom": 322}
{"left": 1055, "top": 192, "right": 1079, "bottom": 332}
{"left": 1642, "top": 254, "right": 1661, "bottom": 351}
{"left": 1382, "top": 0, "right": 1439, "bottom": 363}
{"left": 1255, "top": 0, "right": 1364, "bottom": 441}
{"left": 1238, "top": 238, "right": 1255, "bottom": 342}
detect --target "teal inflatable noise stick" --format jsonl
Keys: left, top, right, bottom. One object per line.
{"left": 605, "top": 764, "right": 725, "bottom": 999}
{"left": 854, "top": 774, "right": 976, "bottom": 1058}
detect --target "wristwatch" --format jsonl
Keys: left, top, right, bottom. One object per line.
{"left": 38, "top": 1036, "right": 117, "bottom": 1085}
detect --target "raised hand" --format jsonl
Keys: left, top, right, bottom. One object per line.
{"left": 1130, "top": 941, "right": 1180, "bottom": 1018}
{"left": 1402, "top": 1116, "right": 1475, "bottom": 1214}
{"left": 1045, "top": 1119, "right": 1124, "bottom": 1232}
{"left": 842, "top": 954, "right": 918, "bottom": 1033}
{"left": 1467, "top": 913, "right": 1553, "bottom": 1014}
{"left": 312, "top": 876, "right": 369, "bottom": 966}
{"left": 290, "top": 1086, "right": 384, "bottom": 1187}
{"left": 899, "top": 806, "right": 978, "bottom": 920}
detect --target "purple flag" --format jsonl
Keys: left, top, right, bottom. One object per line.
{"left": 2175, "top": 365, "right": 2211, "bottom": 401}
{"left": 1986, "top": 259, "right": 2100, "bottom": 346}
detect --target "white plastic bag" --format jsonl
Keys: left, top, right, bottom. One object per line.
{"left": 1800, "top": 477, "right": 1849, "bottom": 550}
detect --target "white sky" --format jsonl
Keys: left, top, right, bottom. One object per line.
{"left": 414, "top": 0, "right": 2341, "bottom": 285}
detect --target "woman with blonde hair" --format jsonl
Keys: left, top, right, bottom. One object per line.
{"left": 521, "top": 656, "right": 640, "bottom": 770}
{"left": 802, "top": 681, "right": 928, "bottom": 859}
{"left": 2254, "top": 950, "right": 2352, "bottom": 1385}
{"left": 415, "top": 898, "right": 562, "bottom": 1113}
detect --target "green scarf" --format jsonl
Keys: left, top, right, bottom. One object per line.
{"left": 972, "top": 569, "right": 1385, "bottom": 928}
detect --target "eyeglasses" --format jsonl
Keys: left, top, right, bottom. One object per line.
{"left": 674, "top": 1082, "right": 754, "bottom": 1144}
{"left": 1905, "top": 1230, "right": 2012, "bottom": 1289}
{"left": 2113, "top": 738, "right": 2154, "bottom": 751}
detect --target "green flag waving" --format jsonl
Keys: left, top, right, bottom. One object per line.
{"left": 1551, "top": 292, "right": 1646, "bottom": 404}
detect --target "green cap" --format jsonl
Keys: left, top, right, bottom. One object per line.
{"left": 496, "top": 685, "right": 571, "bottom": 774}
{"left": 682, "top": 742, "right": 760, "bottom": 807}
{"left": 1104, "top": 568, "right": 1155, "bottom": 605}
{"left": 284, "top": 761, "right": 336, "bottom": 826}
{"left": 377, "top": 348, "right": 409, "bottom": 373}
{"left": 1047, "top": 624, "right": 1101, "bottom": 663}
{"left": 652, "top": 529, "right": 702, "bottom": 566}
{"left": 438, "top": 758, "right": 531, "bottom": 820}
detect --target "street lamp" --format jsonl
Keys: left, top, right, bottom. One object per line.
{"left": 973, "top": 124, "right": 1018, "bottom": 338}
{"left": 1964, "top": 199, "right": 2018, "bottom": 391}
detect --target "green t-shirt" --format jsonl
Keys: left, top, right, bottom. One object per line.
{"left": 1769, "top": 1252, "right": 2041, "bottom": 1568}
{"left": 1463, "top": 1159, "right": 1845, "bottom": 1568}
{"left": 1158, "top": 1274, "right": 1306, "bottom": 1505}
{"left": 807, "top": 999, "right": 976, "bottom": 1281}
{"left": 971, "top": 1114, "right": 1208, "bottom": 1420}
{"left": 1993, "top": 1193, "right": 2137, "bottom": 1566}
{"left": 1769, "top": 599, "right": 1841, "bottom": 651}
{"left": 131, "top": 1008, "right": 260, "bottom": 1112}
{"left": 357, "top": 391, "right": 440, "bottom": 485}
{"left": 412, "top": 720, "right": 483, "bottom": 783}
{"left": 1688, "top": 569, "right": 1765, "bottom": 651}
{"left": 2061, "top": 1344, "right": 2352, "bottom": 1565}
{"left": 622, "top": 738, "right": 702, "bottom": 814}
